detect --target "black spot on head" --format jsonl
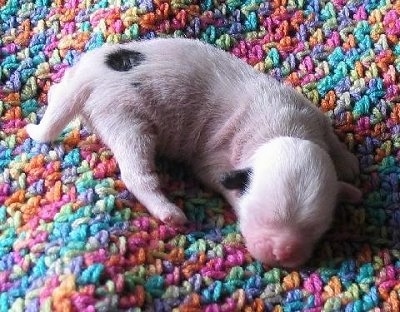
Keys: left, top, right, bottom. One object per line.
{"left": 105, "top": 49, "right": 145, "bottom": 71}
{"left": 220, "top": 168, "right": 252, "bottom": 195}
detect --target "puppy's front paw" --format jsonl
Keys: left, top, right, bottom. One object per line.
{"left": 335, "top": 151, "right": 360, "bottom": 182}
{"left": 157, "top": 203, "right": 188, "bottom": 226}
{"left": 25, "top": 124, "right": 50, "bottom": 143}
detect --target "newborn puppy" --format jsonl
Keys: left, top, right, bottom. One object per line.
{"left": 26, "top": 38, "right": 362, "bottom": 268}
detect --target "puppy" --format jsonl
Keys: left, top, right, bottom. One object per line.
{"left": 26, "top": 38, "right": 362, "bottom": 268}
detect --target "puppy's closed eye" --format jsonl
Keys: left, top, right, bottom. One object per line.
{"left": 220, "top": 168, "right": 252, "bottom": 194}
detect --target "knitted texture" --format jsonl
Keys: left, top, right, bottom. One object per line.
{"left": 1, "top": 0, "right": 400, "bottom": 311}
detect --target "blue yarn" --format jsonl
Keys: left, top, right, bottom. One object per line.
{"left": 356, "top": 263, "right": 374, "bottom": 283}
{"left": 320, "top": 2, "right": 335, "bottom": 20}
{"left": 21, "top": 99, "right": 39, "bottom": 117}
{"left": 145, "top": 275, "right": 165, "bottom": 298}
{"left": 61, "top": 241, "right": 86, "bottom": 257}
{"left": 267, "top": 48, "right": 280, "bottom": 67}
{"left": 31, "top": 256, "right": 47, "bottom": 280}
{"left": 77, "top": 263, "right": 104, "bottom": 285}
{"left": 338, "top": 260, "right": 357, "bottom": 287}
{"left": 0, "top": 206, "right": 6, "bottom": 222}
{"left": 89, "top": 219, "right": 111, "bottom": 235}
{"left": 353, "top": 95, "right": 371, "bottom": 116}
{"left": 86, "top": 33, "right": 106, "bottom": 51}
{"left": 202, "top": 280, "right": 223, "bottom": 303}
{"left": 62, "top": 148, "right": 81, "bottom": 168}
{"left": 245, "top": 12, "right": 258, "bottom": 31}
{"left": 201, "top": 0, "right": 213, "bottom": 11}
{"left": 69, "top": 224, "right": 89, "bottom": 241}
{"left": 0, "top": 293, "right": 9, "bottom": 312}
{"left": 361, "top": 286, "right": 379, "bottom": 310}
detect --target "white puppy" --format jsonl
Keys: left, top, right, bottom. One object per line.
{"left": 26, "top": 38, "right": 362, "bottom": 268}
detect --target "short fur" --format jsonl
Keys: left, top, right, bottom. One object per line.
{"left": 26, "top": 38, "right": 361, "bottom": 268}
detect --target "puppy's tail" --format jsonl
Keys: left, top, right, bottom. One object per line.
{"left": 25, "top": 60, "right": 93, "bottom": 143}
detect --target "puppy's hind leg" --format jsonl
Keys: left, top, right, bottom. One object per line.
{"left": 325, "top": 129, "right": 363, "bottom": 203}
{"left": 26, "top": 67, "right": 89, "bottom": 143}
{"left": 95, "top": 116, "right": 188, "bottom": 226}
{"left": 326, "top": 129, "right": 360, "bottom": 182}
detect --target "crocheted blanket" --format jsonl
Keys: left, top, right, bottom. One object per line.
{"left": 1, "top": 0, "right": 399, "bottom": 311}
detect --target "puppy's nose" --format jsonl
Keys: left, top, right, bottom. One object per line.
{"left": 272, "top": 242, "right": 300, "bottom": 262}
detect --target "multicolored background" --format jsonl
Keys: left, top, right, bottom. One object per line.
{"left": 1, "top": 0, "right": 400, "bottom": 310}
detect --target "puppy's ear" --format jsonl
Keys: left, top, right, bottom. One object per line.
{"left": 338, "top": 182, "right": 363, "bottom": 204}
{"left": 220, "top": 168, "right": 252, "bottom": 192}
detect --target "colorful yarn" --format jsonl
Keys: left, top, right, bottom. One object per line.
{"left": 1, "top": 0, "right": 400, "bottom": 310}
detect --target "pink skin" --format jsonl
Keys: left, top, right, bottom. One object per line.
{"left": 243, "top": 228, "right": 312, "bottom": 268}
{"left": 25, "top": 38, "right": 362, "bottom": 267}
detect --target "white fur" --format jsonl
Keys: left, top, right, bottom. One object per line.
{"left": 239, "top": 137, "right": 338, "bottom": 267}
{"left": 25, "top": 38, "right": 361, "bottom": 268}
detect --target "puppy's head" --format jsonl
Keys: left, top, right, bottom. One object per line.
{"left": 221, "top": 137, "right": 361, "bottom": 268}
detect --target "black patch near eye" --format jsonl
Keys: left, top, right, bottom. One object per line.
{"left": 220, "top": 168, "right": 252, "bottom": 194}
{"left": 105, "top": 49, "right": 145, "bottom": 71}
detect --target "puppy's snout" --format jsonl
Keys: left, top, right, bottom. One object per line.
{"left": 247, "top": 234, "right": 309, "bottom": 268}
{"left": 271, "top": 241, "right": 301, "bottom": 262}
